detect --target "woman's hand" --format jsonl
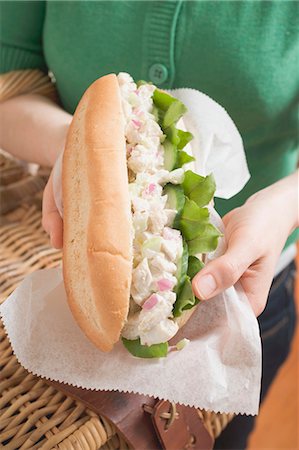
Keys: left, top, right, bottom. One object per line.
{"left": 42, "top": 168, "right": 63, "bottom": 249}
{"left": 192, "top": 171, "right": 298, "bottom": 316}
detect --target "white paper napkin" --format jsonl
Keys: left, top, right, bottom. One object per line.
{"left": 168, "top": 88, "right": 250, "bottom": 199}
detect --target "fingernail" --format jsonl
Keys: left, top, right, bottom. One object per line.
{"left": 195, "top": 274, "right": 217, "bottom": 299}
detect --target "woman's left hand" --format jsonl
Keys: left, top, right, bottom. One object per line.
{"left": 192, "top": 171, "right": 298, "bottom": 316}
{"left": 42, "top": 167, "right": 63, "bottom": 249}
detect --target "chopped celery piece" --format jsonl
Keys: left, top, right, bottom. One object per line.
{"left": 164, "top": 184, "right": 185, "bottom": 217}
{"left": 163, "top": 140, "right": 178, "bottom": 171}
{"left": 142, "top": 237, "right": 162, "bottom": 256}
{"left": 165, "top": 124, "right": 180, "bottom": 145}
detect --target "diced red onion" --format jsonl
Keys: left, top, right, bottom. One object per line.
{"left": 148, "top": 183, "right": 156, "bottom": 193}
{"left": 157, "top": 278, "right": 175, "bottom": 291}
{"left": 132, "top": 119, "right": 141, "bottom": 128}
{"left": 142, "top": 294, "right": 158, "bottom": 310}
{"left": 143, "top": 183, "right": 156, "bottom": 196}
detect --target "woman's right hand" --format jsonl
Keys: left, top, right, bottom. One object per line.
{"left": 42, "top": 168, "right": 63, "bottom": 249}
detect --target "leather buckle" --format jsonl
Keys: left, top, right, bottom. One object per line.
{"left": 143, "top": 400, "right": 214, "bottom": 450}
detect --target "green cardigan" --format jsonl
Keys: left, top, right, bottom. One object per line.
{"left": 1, "top": 1, "right": 298, "bottom": 246}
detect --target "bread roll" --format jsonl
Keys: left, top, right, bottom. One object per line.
{"left": 62, "top": 74, "right": 132, "bottom": 352}
{"left": 63, "top": 73, "right": 203, "bottom": 355}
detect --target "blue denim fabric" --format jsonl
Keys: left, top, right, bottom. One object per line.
{"left": 214, "top": 260, "right": 297, "bottom": 450}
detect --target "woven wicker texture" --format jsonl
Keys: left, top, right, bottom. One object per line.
{"left": 0, "top": 69, "right": 58, "bottom": 103}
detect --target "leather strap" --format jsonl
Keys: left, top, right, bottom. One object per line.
{"left": 148, "top": 400, "right": 214, "bottom": 450}
{"left": 49, "top": 381, "right": 214, "bottom": 450}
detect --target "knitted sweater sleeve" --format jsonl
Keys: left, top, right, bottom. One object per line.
{"left": 0, "top": 1, "right": 47, "bottom": 74}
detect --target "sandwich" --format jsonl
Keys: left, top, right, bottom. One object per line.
{"left": 62, "top": 72, "right": 220, "bottom": 358}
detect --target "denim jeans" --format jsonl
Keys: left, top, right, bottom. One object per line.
{"left": 214, "top": 260, "right": 297, "bottom": 450}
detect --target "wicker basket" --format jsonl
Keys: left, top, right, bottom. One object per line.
{"left": 0, "top": 152, "right": 235, "bottom": 449}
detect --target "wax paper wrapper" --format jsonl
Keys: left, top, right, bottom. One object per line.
{"left": 0, "top": 88, "right": 261, "bottom": 415}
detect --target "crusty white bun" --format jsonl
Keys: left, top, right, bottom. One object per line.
{"left": 62, "top": 74, "right": 132, "bottom": 352}
{"left": 63, "top": 73, "right": 200, "bottom": 353}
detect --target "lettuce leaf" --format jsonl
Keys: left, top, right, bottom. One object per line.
{"left": 182, "top": 171, "right": 216, "bottom": 207}
{"left": 176, "top": 150, "right": 195, "bottom": 168}
{"left": 153, "top": 89, "right": 176, "bottom": 111}
{"left": 177, "top": 130, "right": 193, "bottom": 150}
{"left": 173, "top": 276, "right": 198, "bottom": 317}
{"left": 173, "top": 258, "right": 204, "bottom": 317}
{"left": 122, "top": 337, "right": 168, "bottom": 358}
{"left": 187, "top": 256, "right": 205, "bottom": 279}
{"left": 153, "top": 90, "right": 189, "bottom": 148}
{"left": 179, "top": 198, "right": 209, "bottom": 239}
{"left": 175, "top": 239, "right": 189, "bottom": 294}
{"left": 151, "top": 89, "right": 221, "bottom": 318}
{"left": 163, "top": 101, "right": 187, "bottom": 129}
{"left": 187, "top": 224, "right": 221, "bottom": 255}
{"left": 178, "top": 198, "right": 221, "bottom": 254}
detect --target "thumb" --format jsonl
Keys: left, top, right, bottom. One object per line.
{"left": 192, "top": 239, "right": 257, "bottom": 300}
{"left": 42, "top": 170, "right": 63, "bottom": 249}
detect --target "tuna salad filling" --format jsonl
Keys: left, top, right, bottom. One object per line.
{"left": 117, "top": 72, "right": 221, "bottom": 358}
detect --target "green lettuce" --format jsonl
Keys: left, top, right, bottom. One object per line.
{"left": 152, "top": 89, "right": 177, "bottom": 111}
{"left": 187, "top": 256, "right": 205, "bottom": 279}
{"left": 173, "top": 256, "right": 204, "bottom": 318}
{"left": 178, "top": 198, "right": 221, "bottom": 253}
{"left": 182, "top": 171, "right": 216, "bottom": 208}
{"left": 153, "top": 90, "right": 193, "bottom": 152}
{"left": 187, "top": 224, "right": 221, "bottom": 255}
{"left": 179, "top": 198, "right": 210, "bottom": 239}
{"left": 122, "top": 337, "right": 168, "bottom": 358}
{"left": 177, "top": 129, "right": 193, "bottom": 150}
{"left": 152, "top": 89, "right": 221, "bottom": 313}
{"left": 175, "top": 239, "right": 189, "bottom": 294}
{"left": 163, "top": 101, "right": 187, "bottom": 129}
{"left": 176, "top": 150, "right": 195, "bottom": 168}
{"left": 173, "top": 276, "right": 199, "bottom": 317}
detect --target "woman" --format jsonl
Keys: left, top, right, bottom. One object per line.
{"left": 0, "top": 2, "right": 298, "bottom": 448}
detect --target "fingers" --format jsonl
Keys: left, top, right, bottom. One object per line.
{"left": 192, "top": 239, "right": 258, "bottom": 300}
{"left": 42, "top": 171, "right": 63, "bottom": 249}
{"left": 45, "top": 211, "right": 63, "bottom": 249}
{"left": 239, "top": 258, "right": 275, "bottom": 317}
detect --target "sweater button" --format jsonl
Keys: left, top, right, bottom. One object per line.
{"left": 148, "top": 63, "right": 168, "bottom": 85}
